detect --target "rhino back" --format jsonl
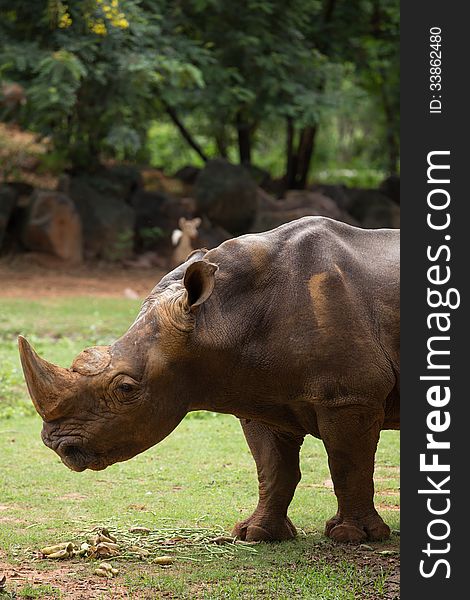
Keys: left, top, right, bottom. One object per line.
{"left": 203, "top": 217, "right": 399, "bottom": 405}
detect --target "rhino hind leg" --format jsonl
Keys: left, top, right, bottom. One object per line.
{"left": 232, "top": 419, "right": 304, "bottom": 542}
{"left": 317, "top": 404, "right": 391, "bottom": 544}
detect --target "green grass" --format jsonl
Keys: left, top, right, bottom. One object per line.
{"left": 0, "top": 298, "right": 140, "bottom": 417}
{"left": 0, "top": 297, "right": 399, "bottom": 599}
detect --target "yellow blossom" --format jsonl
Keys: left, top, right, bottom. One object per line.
{"left": 58, "top": 13, "right": 72, "bottom": 28}
{"left": 91, "top": 20, "right": 107, "bottom": 35}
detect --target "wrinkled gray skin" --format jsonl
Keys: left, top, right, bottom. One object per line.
{"left": 19, "top": 216, "right": 400, "bottom": 544}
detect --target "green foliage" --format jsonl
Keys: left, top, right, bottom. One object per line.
{"left": 139, "top": 225, "right": 165, "bottom": 249}
{"left": 0, "top": 0, "right": 209, "bottom": 169}
{"left": 0, "top": 0, "right": 399, "bottom": 181}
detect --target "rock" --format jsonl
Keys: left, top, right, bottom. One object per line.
{"left": 195, "top": 159, "right": 257, "bottom": 235}
{"left": 172, "top": 165, "right": 201, "bottom": 196}
{"left": 21, "top": 190, "right": 83, "bottom": 263}
{"left": 284, "top": 190, "right": 345, "bottom": 220}
{"left": 379, "top": 175, "right": 400, "bottom": 205}
{"left": 94, "top": 165, "right": 143, "bottom": 201}
{"left": 173, "top": 165, "right": 201, "bottom": 185}
{"left": 310, "top": 184, "right": 352, "bottom": 211}
{"left": 251, "top": 189, "right": 358, "bottom": 233}
{"left": 69, "top": 177, "right": 135, "bottom": 260}
{"left": 4, "top": 181, "right": 33, "bottom": 199}
{"left": 245, "top": 165, "right": 274, "bottom": 189}
{"left": 0, "top": 184, "right": 18, "bottom": 249}
{"left": 131, "top": 189, "right": 168, "bottom": 228}
{"left": 197, "top": 217, "right": 232, "bottom": 249}
{"left": 130, "top": 190, "right": 195, "bottom": 253}
{"left": 347, "top": 189, "right": 400, "bottom": 229}
{"left": 251, "top": 207, "right": 316, "bottom": 233}
{"left": 107, "top": 164, "right": 143, "bottom": 199}
{"left": 141, "top": 168, "right": 185, "bottom": 196}
{"left": 256, "top": 188, "right": 281, "bottom": 212}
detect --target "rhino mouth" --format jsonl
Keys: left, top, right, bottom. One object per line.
{"left": 41, "top": 431, "right": 102, "bottom": 472}
{"left": 42, "top": 427, "right": 142, "bottom": 472}
{"left": 57, "top": 442, "right": 118, "bottom": 472}
{"left": 47, "top": 438, "right": 129, "bottom": 472}
{"left": 58, "top": 443, "right": 117, "bottom": 472}
{"left": 59, "top": 444, "right": 90, "bottom": 472}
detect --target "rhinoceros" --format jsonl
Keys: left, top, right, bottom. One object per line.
{"left": 19, "top": 216, "right": 400, "bottom": 544}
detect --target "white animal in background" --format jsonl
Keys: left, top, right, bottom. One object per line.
{"left": 171, "top": 217, "right": 201, "bottom": 266}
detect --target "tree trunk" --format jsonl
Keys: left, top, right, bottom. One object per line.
{"left": 284, "top": 124, "right": 317, "bottom": 190}
{"left": 215, "top": 129, "right": 229, "bottom": 159}
{"left": 296, "top": 125, "right": 317, "bottom": 189}
{"left": 281, "top": 0, "right": 335, "bottom": 188}
{"left": 236, "top": 113, "right": 252, "bottom": 165}
{"left": 285, "top": 117, "right": 297, "bottom": 190}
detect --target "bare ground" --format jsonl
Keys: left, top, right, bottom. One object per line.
{"left": 0, "top": 256, "right": 165, "bottom": 300}
{"left": 0, "top": 558, "right": 131, "bottom": 599}
{"left": 0, "top": 541, "right": 400, "bottom": 600}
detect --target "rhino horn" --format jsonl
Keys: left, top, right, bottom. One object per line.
{"left": 18, "top": 336, "right": 78, "bottom": 421}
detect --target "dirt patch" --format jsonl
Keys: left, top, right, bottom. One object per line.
{"left": 0, "top": 517, "right": 25, "bottom": 524}
{"left": 0, "top": 561, "right": 131, "bottom": 599}
{"left": 377, "top": 489, "right": 400, "bottom": 496}
{"left": 0, "top": 504, "right": 22, "bottom": 512}
{"left": 377, "top": 503, "right": 400, "bottom": 512}
{"left": 306, "top": 541, "right": 400, "bottom": 600}
{"left": 58, "top": 493, "right": 88, "bottom": 501}
{"left": 0, "top": 257, "right": 165, "bottom": 299}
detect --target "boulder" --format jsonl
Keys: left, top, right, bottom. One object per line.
{"left": 310, "top": 183, "right": 352, "bottom": 211}
{"left": 284, "top": 190, "right": 346, "bottom": 220}
{"left": 347, "top": 189, "right": 400, "bottom": 229}
{"left": 379, "top": 175, "right": 400, "bottom": 205}
{"left": 251, "top": 207, "right": 328, "bottom": 233}
{"left": 69, "top": 177, "right": 135, "bottom": 260}
{"left": 172, "top": 165, "right": 201, "bottom": 197}
{"left": 251, "top": 189, "right": 358, "bottom": 233}
{"left": 21, "top": 190, "right": 83, "bottom": 263}
{"left": 0, "top": 184, "right": 18, "bottom": 249}
{"left": 141, "top": 168, "right": 186, "bottom": 197}
{"left": 196, "top": 216, "right": 232, "bottom": 249}
{"left": 130, "top": 190, "right": 191, "bottom": 252}
{"left": 95, "top": 165, "right": 143, "bottom": 201}
{"left": 195, "top": 159, "right": 257, "bottom": 235}
{"left": 5, "top": 181, "right": 34, "bottom": 199}
{"left": 173, "top": 165, "right": 201, "bottom": 185}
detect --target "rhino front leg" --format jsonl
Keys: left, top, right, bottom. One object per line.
{"left": 232, "top": 419, "right": 304, "bottom": 542}
{"left": 317, "top": 404, "right": 391, "bottom": 543}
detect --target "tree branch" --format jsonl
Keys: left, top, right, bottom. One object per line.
{"left": 161, "top": 99, "right": 208, "bottom": 163}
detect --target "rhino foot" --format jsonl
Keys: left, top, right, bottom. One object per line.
{"left": 232, "top": 514, "right": 297, "bottom": 542}
{"left": 325, "top": 512, "right": 390, "bottom": 543}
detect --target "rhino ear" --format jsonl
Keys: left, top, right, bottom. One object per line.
{"left": 183, "top": 260, "right": 218, "bottom": 311}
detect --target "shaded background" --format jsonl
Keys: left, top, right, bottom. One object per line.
{"left": 0, "top": 0, "right": 399, "bottom": 270}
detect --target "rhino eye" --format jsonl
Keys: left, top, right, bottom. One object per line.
{"left": 117, "top": 382, "right": 134, "bottom": 394}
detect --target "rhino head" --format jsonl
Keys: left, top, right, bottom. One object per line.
{"left": 18, "top": 255, "right": 217, "bottom": 472}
